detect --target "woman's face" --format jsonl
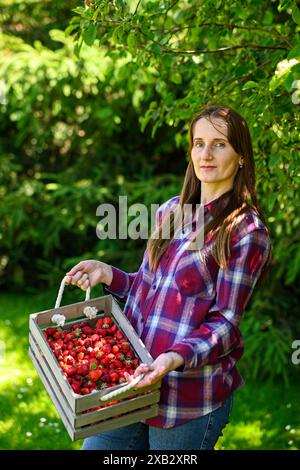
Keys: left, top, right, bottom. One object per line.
{"left": 190, "top": 117, "right": 243, "bottom": 187}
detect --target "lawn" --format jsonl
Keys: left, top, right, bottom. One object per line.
{"left": 0, "top": 289, "right": 299, "bottom": 450}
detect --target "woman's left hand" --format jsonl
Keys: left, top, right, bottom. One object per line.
{"left": 124, "top": 352, "right": 184, "bottom": 389}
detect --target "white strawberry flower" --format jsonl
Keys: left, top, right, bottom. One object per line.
{"left": 83, "top": 306, "right": 98, "bottom": 320}
{"left": 51, "top": 313, "right": 66, "bottom": 327}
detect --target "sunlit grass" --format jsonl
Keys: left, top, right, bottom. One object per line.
{"left": 0, "top": 290, "right": 299, "bottom": 450}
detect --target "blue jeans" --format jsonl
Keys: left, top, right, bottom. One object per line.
{"left": 81, "top": 393, "right": 233, "bottom": 451}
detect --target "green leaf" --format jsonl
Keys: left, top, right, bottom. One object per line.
{"left": 287, "top": 44, "right": 300, "bottom": 59}
{"left": 74, "top": 39, "right": 83, "bottom": 59}
{"left": 242, "top": 81, "right": 259, "bottom": 90}
{"left": 82, "top": 23, "right": 97, "bottom": 47}
{"left": 292, "top": 2, "right": 300, "bottom": 25}
{"left": 170, "top": 72, "right": 182, "bottom": 85}
{"left": 127, "top": 33, "right": 138, "bottom": 53}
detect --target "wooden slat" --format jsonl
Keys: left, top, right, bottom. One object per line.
{"left": 75, "top": 378, "right": 160, "bottom": 413}
{"left": 31, "top": 295, "right": 111, "bottom": 326}
{"left": 74, "top": 404, "right": 159, "bottom": 441}
{"left": 29, "top": 316, "right": 76, "bottom": 411}
{"left": 29, "top": 347, "right": 75, "bottom": 441}
{"left": 29, "top": 333, "right": 75, "bottom": 426}
{"left": 75, "top": 390, "right": 160, "bottom": 427}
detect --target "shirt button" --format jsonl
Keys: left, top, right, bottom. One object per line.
{"left": 152, "top": 284, "right": 157, "bottom": 290}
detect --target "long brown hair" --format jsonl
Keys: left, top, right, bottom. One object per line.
{"left": 146, "top": 105, "right": 271, "bottom": 274}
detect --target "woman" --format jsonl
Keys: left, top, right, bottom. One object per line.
{"left": 65, "top": 105, "right": 272, "bottom": 450}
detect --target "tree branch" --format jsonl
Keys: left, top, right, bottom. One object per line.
{"left": 161, "top": 43, "right": 288, "bottom": 54}
{"left": 133, "top": 0, "right": 143, "bottom": 16}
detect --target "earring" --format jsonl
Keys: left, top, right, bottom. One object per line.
{"left": 239, "top": 161, "right": 244, "bottom": 168}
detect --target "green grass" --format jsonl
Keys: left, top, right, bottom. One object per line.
{"left": 0, "top": 290, "right": 299, "bottom": 450}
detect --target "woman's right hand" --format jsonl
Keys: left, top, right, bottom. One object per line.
{"left": 64, "top": 260, "right": 113, "bottom": 291}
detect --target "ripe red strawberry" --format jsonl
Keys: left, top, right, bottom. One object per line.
{"left": 113, "top": 360, "right": 123, "bottom": 368}
{"left": 71, "top": 382, "right": 81, "bottom": 394}
{"left": 53, "top": 339, "right": 64, "bottom": 350}
{"left": 64, "top": 365, "right": 77, "bottom": 376}
{"left": 103, "top": 316, "right": 113, "bottom": 326}
{"left": 121, "top": 341, "right": 130, "bottom": 353}
{"left": 82, "top": 326, "right": 93, "bottom": 335}
{"left": 106, "top": 353, "right": 115, "bottom": 362}
{"left": 109, "top": 371, "right": 119, "bottom": 383}
{"left": 45, "top": 327, "right": 57, "bottom": 337}
{"left": 115, "top": 331, "right": 124, "bottom": 341}
{"left": 66, "top": 355, "right": 76, "bottom": 365}
{"left": 89, "top": 369, "right": 103, "bottom": 381}
{"left": 103, "top": 344, "right": 111, "bottom": 354}
{"left": 77, "top": 364, "right": 89, "bottom": 376}
{"left": 81, "top": 387, "right": 90, "bottom": 395}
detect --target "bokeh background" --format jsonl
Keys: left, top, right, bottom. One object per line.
{"left": 0, "top": 0, "right": 299, "bottom": 450}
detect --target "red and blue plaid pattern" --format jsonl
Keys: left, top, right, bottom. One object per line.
{"left": 104, "top": 193, "right": 271, "bottom": 428}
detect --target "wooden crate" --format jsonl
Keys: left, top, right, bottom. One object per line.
{"left": 29, "top": 294, "right": 161, "bottom": 441}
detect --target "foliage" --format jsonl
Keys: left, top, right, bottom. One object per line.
{"left": 69, "top": 0, "right": 300, "bottom": 286}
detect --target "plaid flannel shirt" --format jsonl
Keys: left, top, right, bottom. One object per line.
{"left": 104, "top": 192, "right": 271, "bottom": 428}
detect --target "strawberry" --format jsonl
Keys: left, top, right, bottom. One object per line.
{"left": 71, "top": 382, "right": 81, "bottom": 394}
{"left": 115, "top": 331, "right": 124, "bottom": 341}
{"left": 82, "top": 326, "right": 93, "bottom": 335}
{"left": 89, "top": 369, "right": 103, "bottom": 381}
{"left": 113, "top": 359, "right": 123, "bottom": 368}
{"left": 64, "top": 365, "right": 77, "bottom": 376}
{"left": 66, "top": 355, "right": 76, "bottom": 365}
{"left": 77, "top": 364, "right": 89, "bottom": 376}
{"left": 109, "top": 371, "right": 119, "bottom": 383}
{"left": 53, "top": 331, "right": 61, "bottom": 340}
{"left": 96, "top": 318, "right": 103, "bottom": 328}
{"left": 121, "top": 341, "right": 130, "bottom": 353}
{"left": 106, "top": 353, "right": 115, "bottom": 362}
{"left": 45, "top": 327, "right": 57, "bottom": 337}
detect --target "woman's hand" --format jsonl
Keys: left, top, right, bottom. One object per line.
{"left": 124, "top": 352, "right": 185, "bottom": 389}
{"left": 64, "top": 260, "right": 113, "bottom": 291}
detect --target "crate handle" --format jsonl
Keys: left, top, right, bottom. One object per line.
{"left": 99, "top": 373, "right": 145, "bottom": 402}
{"left": 55, "top": 276, "right": 91, "bottom": 309}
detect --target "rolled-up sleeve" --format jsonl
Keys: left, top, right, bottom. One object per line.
{"left": 166, "top": 228, "right": 271, "bottom": 372}
{"left": 103, "top": 266, "right": 138, "bottom": 301}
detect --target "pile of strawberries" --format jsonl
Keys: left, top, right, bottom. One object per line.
{"left": 43, "top": 315, "right": 140, "bottom": 397}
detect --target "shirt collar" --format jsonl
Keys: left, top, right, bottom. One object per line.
{"left": 203, "top": 190, "right": 233, "bottom": 215}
